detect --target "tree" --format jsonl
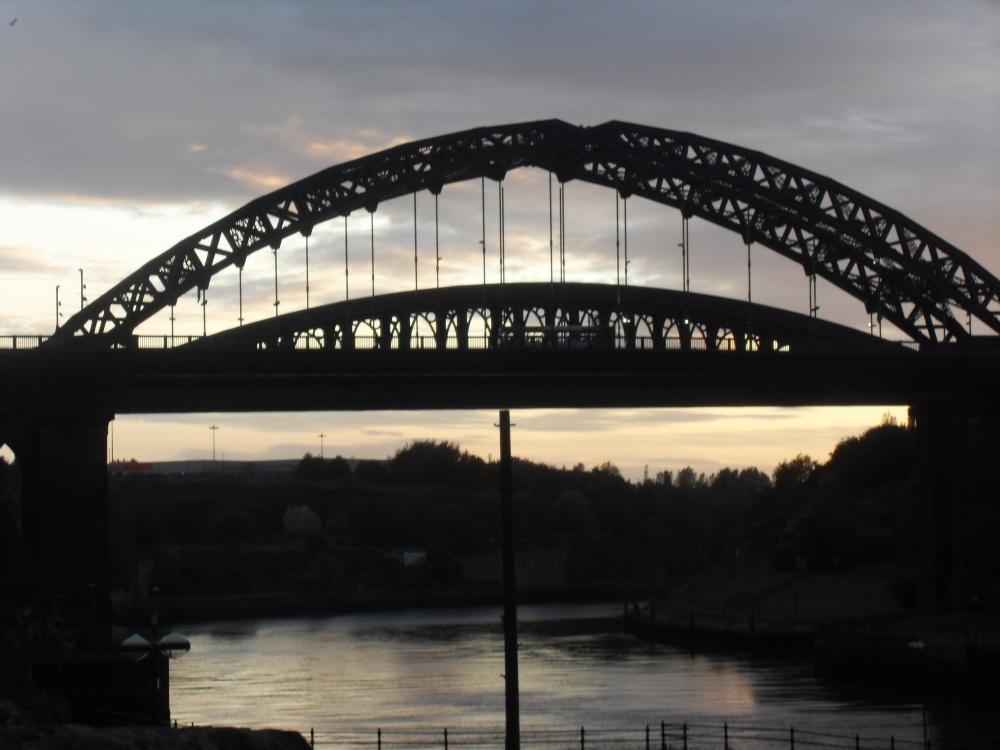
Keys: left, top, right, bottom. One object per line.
{"left": 772, "top": 454, "right": 816, "bottom": 489}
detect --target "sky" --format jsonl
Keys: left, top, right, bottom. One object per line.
{"left": 1, "top": 0, "right": 997, "bottom": 480}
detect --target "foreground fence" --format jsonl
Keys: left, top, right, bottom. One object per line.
{"left": 304, "top": 722, "right": 935, "bottom": 750}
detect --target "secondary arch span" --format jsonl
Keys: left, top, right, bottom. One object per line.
{"left": 50, "top": 120, "right": 1000, "bottom": 346}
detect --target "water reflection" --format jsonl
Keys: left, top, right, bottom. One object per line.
{"left": 171, "top": 604, "right": 950, "bottom": 747}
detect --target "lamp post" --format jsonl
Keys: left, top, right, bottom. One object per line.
{"left": 79, "top": 268, "right": 87, "bottom": 310}
{"left": 318, "top": 433, "right": 326, "bottom": 459}
{"left": 209, "top": 425, "right": 218, "bottom": 461}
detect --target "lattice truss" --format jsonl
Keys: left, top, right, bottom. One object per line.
{"left": 52, "top": 120, "right": 999, "bottom": 346}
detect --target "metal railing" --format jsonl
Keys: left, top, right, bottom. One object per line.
{"left": 0, "top": 332, "right": 919, "bottom": 354}
{"left": 0, "top": 335, "right": 48, "bottom": 350}
{"left": 300, "top": 721, "right": 935, "bottom": 750}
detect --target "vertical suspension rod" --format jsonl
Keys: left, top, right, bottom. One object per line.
{"left": 413, "top": 192, "right": 419, "bottom": 299}
{"left": 548, "top": 172, "right": 554, "bottom": 288}
{"left": 559, "top": 184, "right": 566, "bottom": 283}
{"left": 481, "top": 176, "right": 487, "bottom": 291}
{"left": 435, "top": 192, "right": 440, "bottom": 306}
{"left": 370, "top": 210, "right": 375, "bottom": 319}
{"left": 305, "top": 233, "right": 310, "bottom": 312}
{"left": 499, "top": 182, "right": 505, "bottom": 285}
{"left": 272, "top": 246, "right": 279, "bottom": 319}
{"left": 615, "top": 191, "right": 621, "bottom": 305}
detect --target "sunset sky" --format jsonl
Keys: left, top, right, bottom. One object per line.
{"left": 1, "top": 1, "right": 997, "bottom": 480}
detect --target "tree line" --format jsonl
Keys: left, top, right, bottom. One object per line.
{"left": 90, "top": 416, "right": 920, "bottom": 602}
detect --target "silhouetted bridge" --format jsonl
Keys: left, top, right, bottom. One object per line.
{"left": 1, "top": 121, "right": 998, "bottom": 668}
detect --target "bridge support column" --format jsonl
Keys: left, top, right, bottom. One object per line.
{"left": 13, "top": 409, "right": 113, "bottom": 645}
{"left": 913, "top": 401, "right": 1000, "bottom": 613}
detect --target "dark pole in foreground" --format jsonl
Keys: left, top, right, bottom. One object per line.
{"left": 499, "top": 410, "right": 520, "bottom": 750}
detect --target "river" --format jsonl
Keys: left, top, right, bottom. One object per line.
{"left": 169, "top": 603, "right": 995, "bottom": 749}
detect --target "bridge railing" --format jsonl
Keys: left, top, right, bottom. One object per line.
{"left": 0, "top": 332, "right": 923, "bottom": 352}
{"left": 133, "top": 334, "right": 204, "bottom": 349}
{"left": 0, "top": 335, "right": 49, "bottom": 350}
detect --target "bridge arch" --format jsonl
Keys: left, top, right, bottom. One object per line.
{"left": 52, "top": 120, "right": 1000, "bottom": 346}
{"left": 188, "top": 282, "right": 899, "bottom": 355}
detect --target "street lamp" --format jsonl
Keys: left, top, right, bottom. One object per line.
{"left": 318, "top": 433, "right": 326, "bottom": 459}
{"left": 79, "top": 268, "right": 87, "bottom": 310}
{"left": 209, "top": 425, "right": 218, "bottom": 461}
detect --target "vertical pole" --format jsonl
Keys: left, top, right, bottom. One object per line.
{"left": 499, "top": 410, "right": 520, "bottom": 750}
{"left": 790, "top": 726, "right": 795, "bottom": 750}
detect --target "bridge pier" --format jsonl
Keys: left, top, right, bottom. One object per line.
{"left": 914, "top": 400, "right": 1000, "bottom": 613}
{"left": 11, "top": 409, "right": 114, "bottom": 645}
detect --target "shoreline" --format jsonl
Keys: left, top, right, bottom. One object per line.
{"left": 115, "top": 583, "right": 641, "bottom": 628}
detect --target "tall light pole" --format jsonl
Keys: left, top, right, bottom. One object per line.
{"left": 318, "top": 433, "right": 326, "bottom": 459}
{"left": 54, "top": 285, "right": 62, "bottom": 330}
{"left": 79, "top": 268, "right": 87, "bottom": 311}
{"left": 209, "top": 425, "right": 218, "bottom": 462}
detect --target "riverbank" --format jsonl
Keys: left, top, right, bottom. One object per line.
{"left": 114, "top": 582, "right": 642, "bottom": 627}
{"left": 0, "top": 717, "right": 310, "bottom": 750}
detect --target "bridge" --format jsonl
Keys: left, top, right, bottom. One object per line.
{"left": 1, "top": 120, "right": 999, "bottom": 662}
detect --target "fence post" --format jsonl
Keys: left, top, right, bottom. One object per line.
{"left": 790, "top": 726, "right": 794, "bottom": 750}
{"left": 580, "top": 726, "right": 585, "bottom": 750}
{"left": 724, "top": 722, "right": 729, "bottom": 750}
{"left": 645, "top": 724, "right": 650, "bottom": 750}
{"left": 444, "top": 727, "right": 448, "bottom": 750}
{"left": 310, "top": 728, "right": 314, "bottom": 748}
{"left": 683, "top": 723, "right": 688, "bottom": 750}
{"left": 377, "top": 728, "right": 382, "bottom": 750}
{"left": 660, "top": 721, "right": 666, "bottom": 750}
{"left": 855, "top": 734, "right": 860, "bottom": 750}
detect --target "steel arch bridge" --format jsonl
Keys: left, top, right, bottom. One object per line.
{"left": 192, "top": 282, "right": 895, "bottom": 355}
{"left": 49, "top": 120, "right": 1000, "bottom": 348}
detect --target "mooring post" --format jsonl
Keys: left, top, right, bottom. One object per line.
{"left": 499, "top": 409, "right": 520, "bottom": 750}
